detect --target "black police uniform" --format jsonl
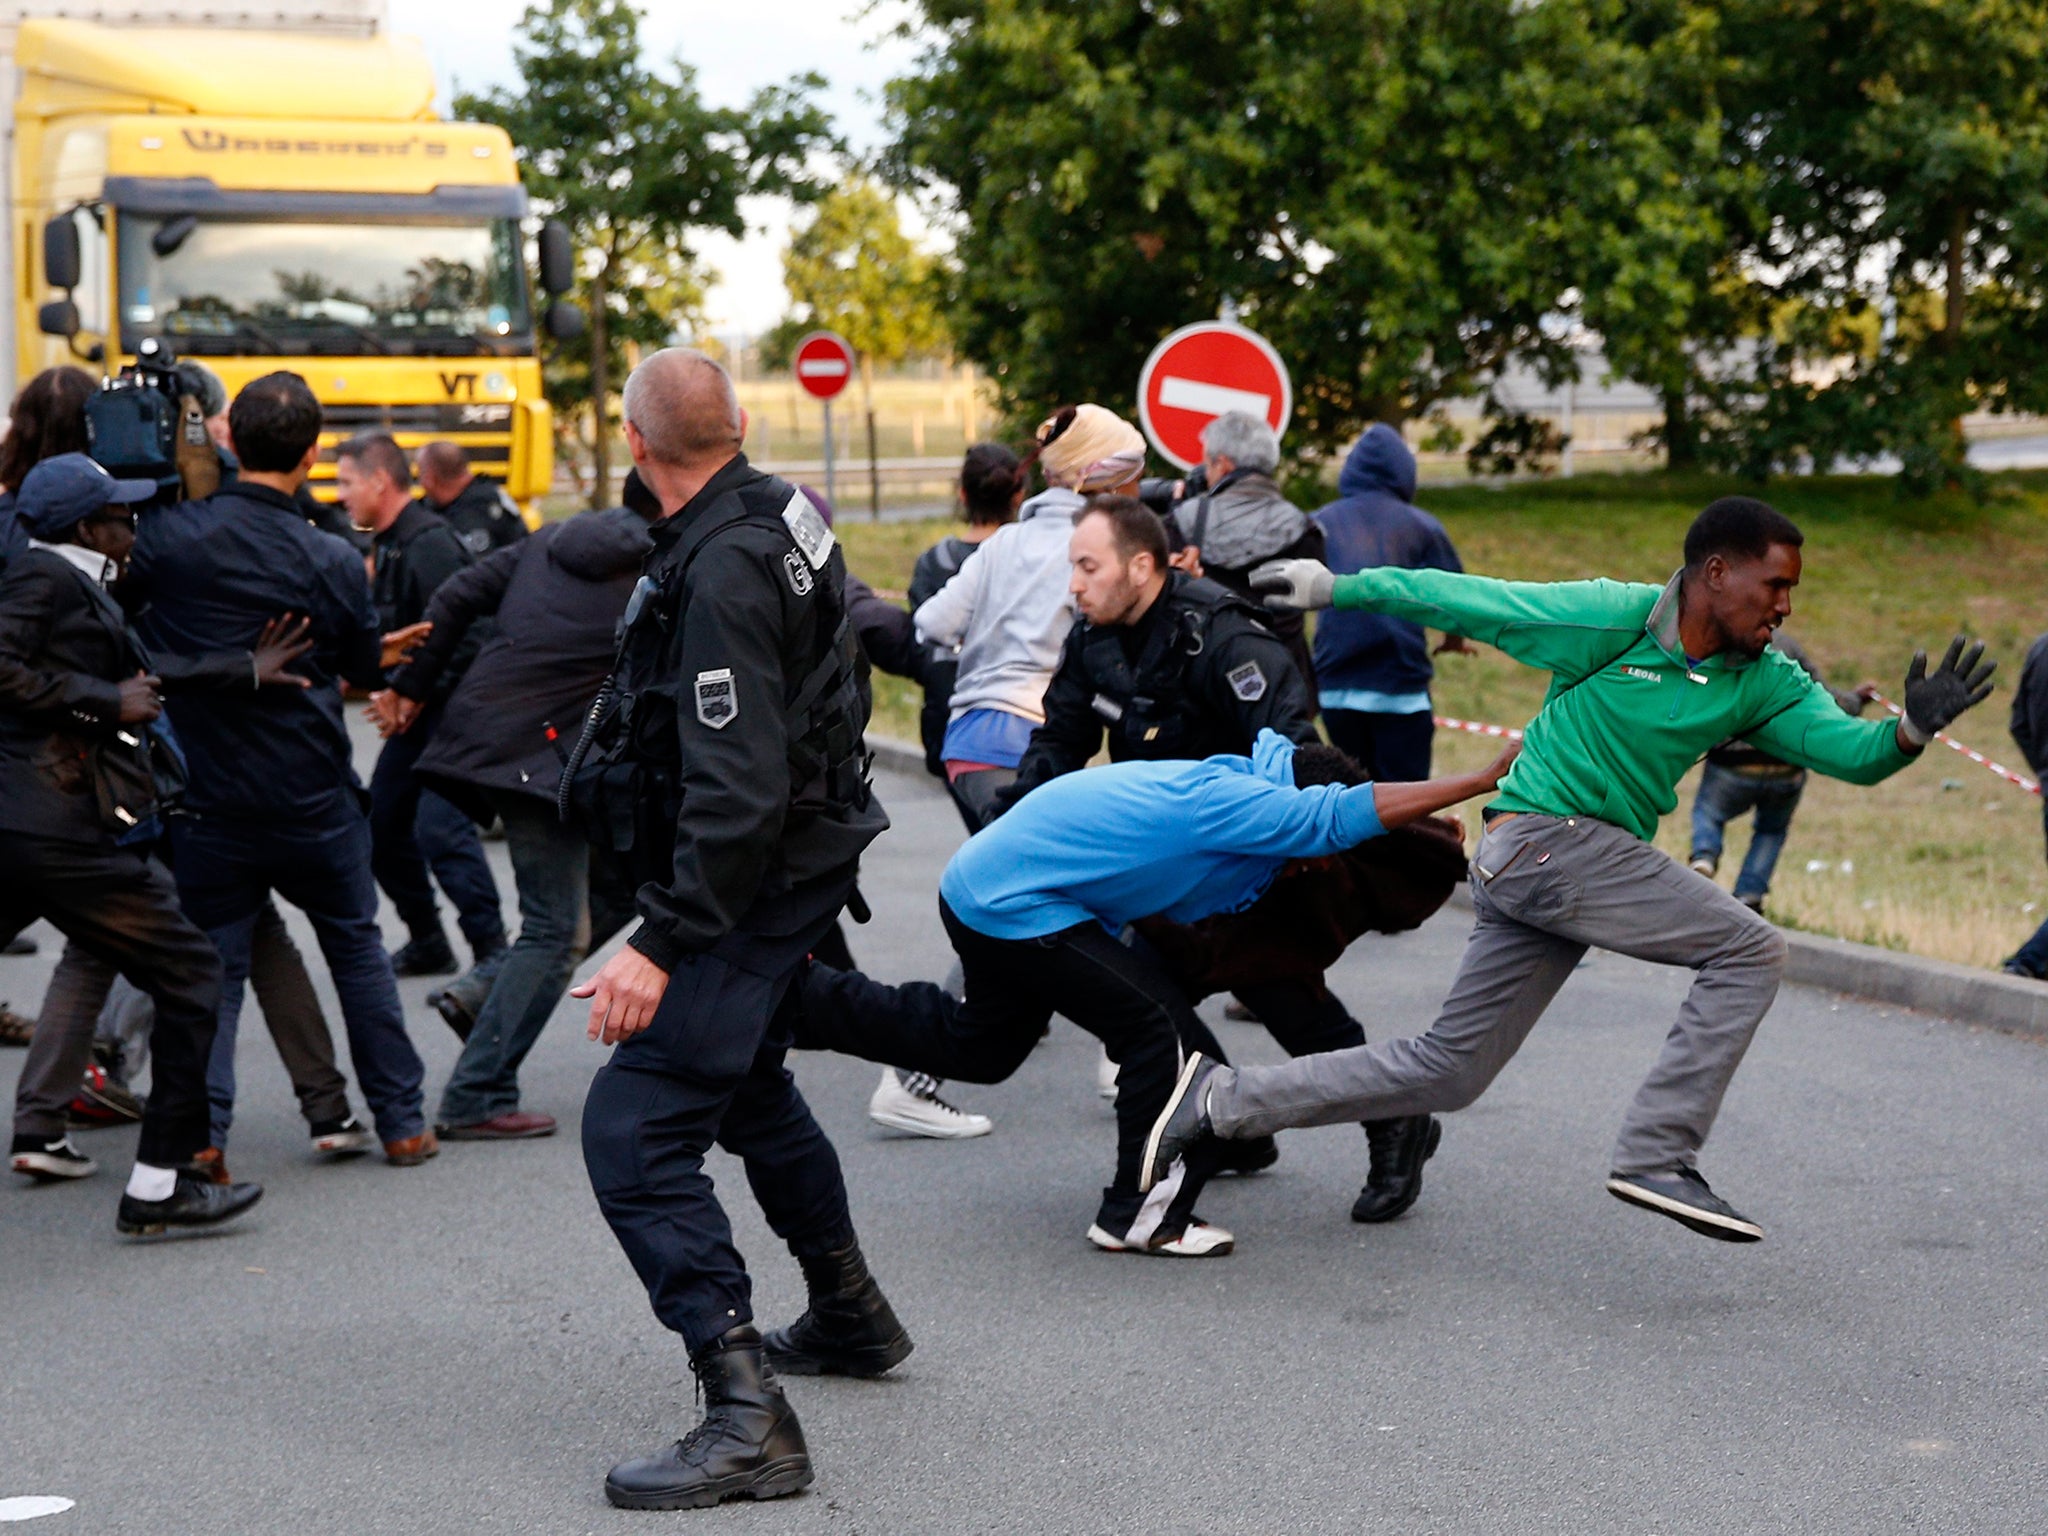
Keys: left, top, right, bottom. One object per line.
{"left": 577, "top": 455, "right": 889, "bottom": 1359}
{"left": 425, "top": 475, "right": 528, "bottom": 558}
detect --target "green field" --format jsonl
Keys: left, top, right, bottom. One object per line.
{"left": 838, "top": 471, "right": 2048, "bottom": 971}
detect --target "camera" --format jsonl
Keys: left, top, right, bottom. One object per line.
{"left": 83, "top": 337, "right": 208, "bottom": 502}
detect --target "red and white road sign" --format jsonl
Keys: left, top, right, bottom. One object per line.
{"left": 793, "top": 330, "right": 855, "bottom": 401}
{"left": 1136, "top": 320, "right": 1292, "bottom": 470}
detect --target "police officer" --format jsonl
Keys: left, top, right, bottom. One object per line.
{"left": 997, "top": 494, "right": 1444, "bottom": 1223}
{"left": 415, "top": 440, "right": 528, "bottom": 556}
{"left": 569, "top": 349, "right": 910, "bottom": 1513}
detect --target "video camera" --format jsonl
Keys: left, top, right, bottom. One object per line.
{"left": 82, "top": 337, "right": 212, "bottom": 505}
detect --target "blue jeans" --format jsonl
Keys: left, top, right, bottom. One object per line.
{"left": 1689, "top": 763, "right": 1805, "bottom": 902}
{"left": 368, "top": 703, "right": 506, "bottom": 952}
{"left": 171, "top": 800, "right": 427, "bottom": 1148}
{"left": 437, "top": 794, "right": 633, "bottom": 1126}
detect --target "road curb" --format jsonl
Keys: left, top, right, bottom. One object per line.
{"left": 869, "top": 734, "right": 928, "bottom": 778}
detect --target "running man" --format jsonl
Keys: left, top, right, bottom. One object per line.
{"left": 1143, "top": 496, "right": 1994, "bottom": 1243}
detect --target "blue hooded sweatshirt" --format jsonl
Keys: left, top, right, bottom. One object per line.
{"left": 939, "top": 730, "right": 1386, "bottom": 941}
{"left": 1311, "top": 425, "right": 1463, "bottom": 705}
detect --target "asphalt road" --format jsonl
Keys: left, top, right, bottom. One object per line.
{"left": 4, "top": 753, "right": 2046, "bottom": 1534}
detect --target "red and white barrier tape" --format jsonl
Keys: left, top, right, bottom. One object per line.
{"left": 1433, "top": 715, "right": 1524, "bottom": 743}
{"left": 1869, "top": 694, "right": 2040, "bottom": 796}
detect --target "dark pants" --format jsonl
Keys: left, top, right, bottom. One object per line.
{"left": 1689, "top": 762, "right": 1805, "bottom": 901}
{"left": 368, "top": 705, "right": 506, "bottom": 952}
{"left": 0, "top": 833, "right": 219, "bottom": 1167}
{"left": 1323, "top": 708, "right": 1434, "bottom": 782}
{"left": 438, "top": 792, "right": 635, "bottom": 1126}
{"left": 582, "top": 876, "right": 860, "bottom": 1357}
{"left": 944, "top": 765, "right": 1014, "bottom": 834}
{"left": 171, "top": 801, "right": 426, "bottom": 1147}
{"left": 2009, "top": 802, "right": 2048, "bottom": 976}
{"left": 797, "top": 897, "right": 1209, "bottom": 1234}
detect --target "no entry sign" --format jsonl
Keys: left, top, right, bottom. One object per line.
{"left": 1136, "top": 320, "right": 1293, "bottom": 471}
{"left": 794, "top": 331, "right": 855, "bottom": 401}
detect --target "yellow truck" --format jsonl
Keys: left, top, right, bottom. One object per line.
{"left": 3, "top": 11, "right": 578, "bottom": 511}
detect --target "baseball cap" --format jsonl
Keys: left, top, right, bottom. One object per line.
{"left": 17, "top": 452, "right": 156, "bottom": 540}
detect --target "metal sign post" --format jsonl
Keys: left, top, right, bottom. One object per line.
{"left": 823, "top": 399, "right": 836, "bottom": 507}
{"left": 793, "top": 329, "right": 856, "bottom": 513}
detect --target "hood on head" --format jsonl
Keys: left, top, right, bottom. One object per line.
{"left": 1337, "top": 423, "right": 1417, "bottom": 503}
{"left": 1017, "top": 485, "right": 1087, "bottom": 524}
{"left": 550, "top": 506, "right": 655, "bottom": 581}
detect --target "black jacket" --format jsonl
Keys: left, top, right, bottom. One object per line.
{"left": 371, "top": 503, "right": 480, "bottom": 702}
{"left": 601, "top": 457, "right": 888, "bottom": 970}
{"left": 396, "top": 507, "right": 652, "bottom": 811}
{"left": 1002, "top": 572, "right": 1316, "bottom": 810}
{"left": 424, "top": 476, "right": 528, "bottom": 558}
{"left": 2012, "top": 632, "right": 2048, "bottom": 778}
{"left": 0, "top": 547, "right": 256, "bottom": 842}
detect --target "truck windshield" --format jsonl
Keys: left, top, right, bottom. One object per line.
{"left": 116, "top": 216, "right": 532, "bottom": 357}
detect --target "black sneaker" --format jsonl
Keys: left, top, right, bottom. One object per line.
{"left": 389, "top": 933, "right": 459, "bottom": 978}
{"left": 310, "top": 1114, "right": 377, "bottom": 1157}
{"left": 116, "top": 1172, "right": 263, "bottom": 1236}
{"left": 1607, "top": 1167, "right": 1762, "bottom": 1243}
{"left": 11, "top": 1133, "right": 98, "bottom": 1181}
{"left": 1352, "top": 1115, "right": 1442, "bottom": 1224}
{"left": 1140, "top": 1053, "right": 1222, "bottom": 1194}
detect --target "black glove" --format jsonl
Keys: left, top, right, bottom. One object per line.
{"left": 1900, "top": 635, "right": 1995, "bottom": 745}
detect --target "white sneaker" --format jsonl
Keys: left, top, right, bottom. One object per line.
{"left": 1688, "top": 856, "right": 1717, "bottom": 878}
{"left": 1086, "top": 1217, "right": 1235, "bottom": 1257}
{"left": 1097, "top": 1046, "right": 1119, "bottom": 1099}
{"left": 868, "top": 1069, "right": 993, "bottom": 1139}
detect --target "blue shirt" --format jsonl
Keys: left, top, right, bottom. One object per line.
{"left": 132, "top": 482, "right": 384, "bottom": 820}
{"left": 940, "top": 730, "right": 1387, "bottom": 940}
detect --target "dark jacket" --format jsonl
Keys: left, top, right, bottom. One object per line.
{"left": 596, "top": 457, "right": 889, "bottom": 970}
{"left": 1311, "top": 426, "right": 1463, "bottom": 699}
{"left": 0, "top": 491, "right": 25, "bottom": 574}
{"left": 1165, "top": 470, "right": 1325, "bottom": 706}
{"left": 0, "top": 547, "right": 256, "bottom": 842}
{"left": 371, "top": 503, "right": 479, "bottom": 702}
{"left": 425, "top": 476, "right": 528, "bottom": 558}
{"left": 132, "top": 482, "right": 385, "bottom": 821}
{"left": 397, "top": 507, "right": 651, "bottom": 812}
{"left": 1003, "top": 572, "right": 1316, "bottom": 810}
{"left": 2011, "top": 631, "right": 2048, "bottom": 778}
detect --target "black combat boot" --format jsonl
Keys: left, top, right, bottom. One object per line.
{"left": 761, "top": 1240, "right": 913, "bottom": 1378}
{"left": 1350, "top": 1115, "right": 1442, "bottom": 1224}
{"left": 603, "top": 1325, "right": 814, "bottom": 1510}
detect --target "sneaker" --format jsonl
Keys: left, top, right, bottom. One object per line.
{"left": 11, "top": 1133, "right": 98, "bottom": 1181}
{"left": 1688, "top": 855, "right": 1718, "bottom": 878}
{"left": 1736, "top": 893, "right": 1765, "bottom": 913}
{"left": 1086, "top": 1216, "right": 1235, "bottom": 1257}
{"left": 1607, "top": 1167, "right": 1762, "bottom": 1242}
{"left": 67, "top": 1063, "right": 144, "bottom": 1127}
{"left": 1222, "top": 998, "right": 1261, "bottom": 1024}
{"left": 389, "top": 933, "right": 459, "bottom": 978}
{"left": 1097, "top": 1046, "right": 1118, "bottom": 1099}
{"left": 867, "top": 1069, "right": 992, "bottom": 1139}
{"left": 310, "top": 1114, "right": 377, "bottom": 1157}
{"left": 0, "top": 1002, "right": 34, "bottom": 1047}
{"left": 116, "top": 1172, "right": 262, "bottom": 1236}
{"left": 1140, "top": 1052, "right": 1222, "bottom": 1194}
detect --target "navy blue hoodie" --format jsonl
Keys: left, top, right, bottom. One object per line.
{"left": 1310, "top": 425, "right": 1462, "bottom": 701}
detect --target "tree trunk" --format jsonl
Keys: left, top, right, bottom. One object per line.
{"left": 859, "top": 353, "right": 879, "bottom": 519}
{"left": 1943, "top": 203, "right": 1968, "bottom": 350}
{"left": 590, "top": 259, "right": 611, "bottom": 509}
{"left": 1662, "top": 385, "right": 1699, "bottom": 470}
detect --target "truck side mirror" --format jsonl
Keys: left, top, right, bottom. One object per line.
{"left": 544, "top": 298, "right": 586, "bottom": 341}
{"left": 538, "top": 220, "right": 574, "bottom": 295}
{"left": 37, "top": 299, "right": 79, "bottom": 338}
{"left": 151, "top": 215, "right": 199, "bottom": 258}
{"left": 43, "top": 215, "right": 81, "bottom": 291}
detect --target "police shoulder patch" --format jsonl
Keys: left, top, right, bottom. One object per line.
{"left": 781, "top": 488, "right": 836, "bottom": 568}
{"left": 695, "top": 667, "right": 738, "bottom": 730}
{"left": 1226, "top": 659, "right": 1268, "bottom": 702}
{"left": 782, "top": 548, "right": 814, "bottom": 596}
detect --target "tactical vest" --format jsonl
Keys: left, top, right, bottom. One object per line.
{"left": 1075, "top": 576, "right": 1268, "bottom": 763}
{"left": 560, "top": 481, "right": 873, "bottom": 878}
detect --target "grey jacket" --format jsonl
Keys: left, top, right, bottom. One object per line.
{"left": 1169, "top": 471, "right": 1310, "bottom": 572}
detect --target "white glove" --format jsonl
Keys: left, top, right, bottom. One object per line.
{"left": 1249, "top": 558, "right": 1338, "bottom": 612}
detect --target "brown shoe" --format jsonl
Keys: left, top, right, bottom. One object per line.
{"left": 187, "top": 1147, "right": 233, "bottom": 1186}
{"left": 438, "top": 1110, "right": 557, "bottom": 1141}
{"left": 384, "top": 1130, "right": 440, "bottom": 1167}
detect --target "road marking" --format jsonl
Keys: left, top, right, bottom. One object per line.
{"left": 797, "top": 358, "right": 850, "bottom": 377}
{"left": 1156, "top": 376, "right": 1272, "bottom": 418}
{"left": 0, "top": 1497, "right": 75, "bottom": 1522}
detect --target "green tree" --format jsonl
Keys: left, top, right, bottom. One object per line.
{"left": 459, "top": 0, "right": 833, "bottom": 506}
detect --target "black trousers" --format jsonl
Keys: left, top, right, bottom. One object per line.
{"left": 0, "top": 831, "right": 220, "bottom": 1167}
{"left": 797, "top": 897, "right": 1211, "bottom": 1233}
{"left": 368, "top": 703, "right": 506, "bottom": 950}
{"left": 1322, "top": 708, "right": 1435, "bottom": 783}
{"left": 582, "top": 876, "right": 860, "bottom": 1356}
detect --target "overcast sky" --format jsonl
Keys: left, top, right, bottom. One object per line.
{"left": 386, "top": 0, "right": 925, "bottom": 335}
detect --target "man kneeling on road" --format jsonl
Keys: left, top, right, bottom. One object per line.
{"left": 1143, "top": 496, "right": 1995, "bottom": 1244}
{"left": 798, "top": 729, "right": 1517, "bottom": 1257}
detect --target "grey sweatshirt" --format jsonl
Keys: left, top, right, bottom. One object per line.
{"left": 913, "top": 487, "right": 1084, "bottom": 725}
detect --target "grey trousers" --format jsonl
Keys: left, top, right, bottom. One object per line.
{"left": 13, "top": 900, "right": 351, "bottom": 1142}
{"left": 1207, "top": 812, "right": 1787, "bottom": 1174}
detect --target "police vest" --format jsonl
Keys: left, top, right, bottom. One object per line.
{"left": 1076, "top": 576, "right": 1270, "bottom": 762}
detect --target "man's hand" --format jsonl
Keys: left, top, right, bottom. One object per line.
{"left": 389, "top": 694, "right": 422, "bottom": 734}
{"left": 572, "top": 947, "right": 672, "bottom": 1045}
{"left": 1480, "top": 738, "right": 1522, "bottom": 789}
{"left": 1248, "top": 557, "right": 1338, "bottom": 612}
{"left": 1899, "top": 635, "right": 1995, "bottom": 748}
{"left": 381, "top": 621, "right": 432, "bottom": 669}
{"left": 115, "top": 671, "right": 162, "bottom": 724}
{"left": 1168, "top": 546, "right": 1205, "bottom": 579}
{"left": 251, "top": 615, "right": 314, "bottom": 689}
{"left": 364, "top": 689, "right": 409, "bottom": 739}
{"left": 1434, "top": 633, "right": 1473, "bottom": 656}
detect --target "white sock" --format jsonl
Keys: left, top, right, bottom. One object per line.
{"left": 126, "top": 1163, "right": 177, "bottom": 1201}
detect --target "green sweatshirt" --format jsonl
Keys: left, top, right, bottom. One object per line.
{"left": 1330, "top": 567, "right": 1915, "bottom": 840}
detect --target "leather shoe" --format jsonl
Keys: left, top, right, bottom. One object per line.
{"left": 186, "top": 1147, "right": 233, "bottom": 1186}
{"left": 1352, "top": 1115, "right": 1442, "bottom": 1223}
{"left": 428, "top": 988, "right": 475, "bottom": 1041}
{"left": 604, "top": 1325, "right": 812, "bottom": 1510}
{"left": 438, "top": 1110, "right": 556, "bottom": 1141}
{"left": 117, "top": 1172, "right": 262, "bottom": 1235}
{"left": 384, "top": 1130, "right": 440, "bottom": 1166}
{"left": 389, "top": 933, "right": 458, "bottom": 978}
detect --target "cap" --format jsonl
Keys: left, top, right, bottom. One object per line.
{"left": 17, "top": 452, "right": 156, "bottom": 541}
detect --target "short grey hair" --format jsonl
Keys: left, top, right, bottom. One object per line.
{"left": 1200, "top": 410, "right": 1280, "bottom": 475}
{"left": 621, "top": 347, "right": 743, "bottom": 465}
